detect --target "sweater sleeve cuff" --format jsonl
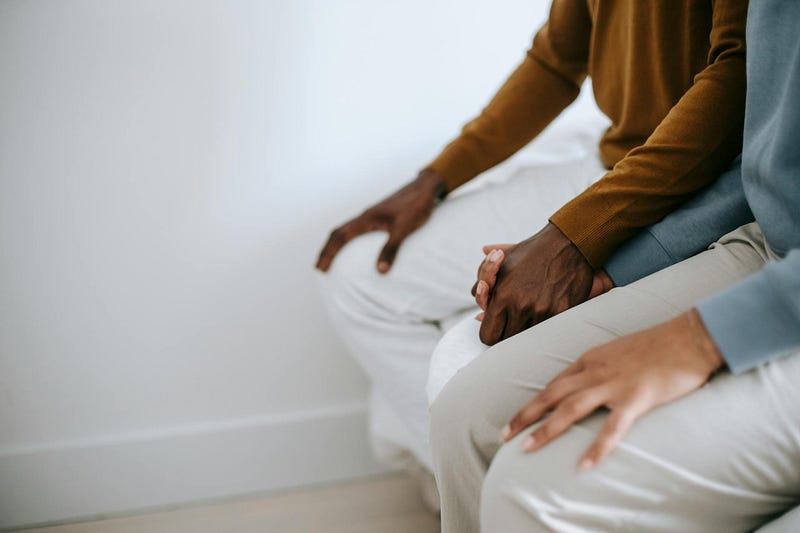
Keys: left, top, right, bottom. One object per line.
{"left": 604, "top": 229, "right": 674, "bottom": 286}
{"left": 696, "top": 264, "right": 800, "bottom": 374}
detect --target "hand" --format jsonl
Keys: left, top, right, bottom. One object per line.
{"left": 472, "top": 243, "right": 514, "bottom": 321}
{"left": 472, "top": 246, "right": 615, "bottom": 321}
{"left": 315, "top": 169, "right": 447, "bottom": 274}
{"left": 588, "top": 268, "right": 615, "bottom": 299}
{"left": 476, "top": 223, "right": 594, "bottom": 345}
{"left": 501, "top": 308, "right": 725, "bottom": 470}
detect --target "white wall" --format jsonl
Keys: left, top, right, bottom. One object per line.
{"left": 0, "top": 0, "right": 554, "bottom": 527}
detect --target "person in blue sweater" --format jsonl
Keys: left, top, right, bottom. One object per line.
{"left": 429, "top": 2, "right": 800, "bottom": 531}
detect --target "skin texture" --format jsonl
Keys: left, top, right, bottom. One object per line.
{"left": 500, "top": 308, "right": 725, "bottom": 469}
{"left": 315, "top": 169, "right": 447, "bottom": 274}
{"left": 473, "top": 223, "right": 595, "bottom": 345}
{"left": 472, "top": 244, "right": 614, "bottom": 321}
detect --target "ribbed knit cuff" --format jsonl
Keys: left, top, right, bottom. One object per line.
{"left": 549, "top": 207, "right": 617, "bottom": 269}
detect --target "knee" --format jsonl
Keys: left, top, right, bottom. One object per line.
{"left": 430, "top": 369, "right": 477, "bottom": 455}
{"left": 429, "top": 360, "right": 504, "bottom": 467}
{"left": 480, "top": 431, "right": 599, "bottom": 532}
{"left": 316, "top": 232, "right": 385, "bottom": 310}
{"left": 426, "top": 318, "right": 485, "bottom": 405}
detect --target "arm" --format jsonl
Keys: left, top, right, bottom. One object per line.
{"left": 698, "top": 249, "right": 800, "bottom": 374}
{"left": 550, "top": 0, "right": 748, "bottom": 268}
{"left": 317, "top": 0, "right": 591, "bottom": 274}
{"left": 501, "top": 250, "right": 800, "bottom": 469}
{"left": 425, "top": 0, "right": 592, "bottom": 192}
{"left": 604, "top": 156, "right": 754, "bottom": 286}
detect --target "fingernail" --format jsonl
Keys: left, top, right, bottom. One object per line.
{"left": 476, "top": 281, "right": 485, "bottom": 296}
{"left": 521, "top": 435, "right": 536, "bottom": 452}
{"left": 378, "top": 261, "right": 389, "bottom": 272}
{"left": 579, "top": 457, "right": 594, "bottom": 471}
{"left": 488, "top": 249, "right": 502, "bottom": 262}
{"left": 501, "top": 424, "right": 511, "bottom": 440}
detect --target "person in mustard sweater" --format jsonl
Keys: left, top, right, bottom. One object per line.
{"left": 315, "top": 0, "right": 748, "bottom": 497}
{"left": 430, "top": 2, "right": 800, "bottom": 530}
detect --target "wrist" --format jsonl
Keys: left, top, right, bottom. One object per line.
{"left": 542, "top": 222, "right": 590, "bottom": 265}
{"left": 685, "top": 308, "right": 725, "bottom": 376}
{"left": 417, "top": 168, "right": 448, "bottom": 201}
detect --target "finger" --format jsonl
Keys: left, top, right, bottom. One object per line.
{"left": 316, "top": 222, "right": 366, "bottom": 272}
{"left": 503, "top": 373, "right": 590, "bottom": 441}
{"left": 520, "top": 387, "right": 607, "bottom": 453}
{"left": 475, "top": 311, "right": 484, "bottom": 321}
{"left": 588, "top": 274, "right": 606, "bottom": 299}
{"left": 377, "top": 233, "right": 405, "bottom": 273}
{"left": 477, "top": 249, "right": 504, "bottom": 289}
{"left": 499, "top": 308, "right": 531, "bottom": 342}
{"left": 473, "top": 246, "right": 509, "bottom": 296}
{"left": 479, "top": 304, "right": 507, "bottom": 346}
{"left": 531, "top": 301, "right": 556, "bottom": 327}
{"left": 481, "top": 243, "right": 514, "bottom": 255}
{"left": 476, "top": 280, "right": 490, "bottom": 310}
{"left": 552, "top": 359, "right": 584, "bottom": 383}
{"left": 588, "top": 270, "right": 615, "bottom": 299}
{"left": 578, "top": 405, "right": 639, "bottom": 470}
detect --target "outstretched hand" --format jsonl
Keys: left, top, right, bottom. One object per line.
{"left": 316, "top": 169, "right": 447, "bottom": 274}
{"left": 500, "top": 308, "right": 725, "bottom": 470}
{"left": 472, "top": 223, "right": 595, "bottom": 345}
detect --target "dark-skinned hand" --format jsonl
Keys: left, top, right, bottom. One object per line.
{"left": 472, "top": 243, "right": 615, "bottom": 321}
{"left": 472, "top": 222, "right": 594, "bottom": 345}
{"left": 315, "top": 169, "right": 447, "bottom": 274}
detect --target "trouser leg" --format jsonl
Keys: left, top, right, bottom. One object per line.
{"left": 431, "top": 223, "right": 799, "bottom": 532}
{"left": 319, "top": 158, "right": 603, "bottom": 469}
{"left": 755, "top": 506, "right": 800, "bottom": 533}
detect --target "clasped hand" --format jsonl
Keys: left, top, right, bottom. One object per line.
{"left": 471, "top": 222, "right": 604, "bottom": 345}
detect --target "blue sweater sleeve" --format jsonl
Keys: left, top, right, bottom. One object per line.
{"left": 604, "top": 156, "right": 754, "bottom": 286}
{"left": 697, "top": 249, "right": 800, "bottom": 373}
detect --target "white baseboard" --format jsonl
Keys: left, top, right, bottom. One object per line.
{"left": 0, "top": 403, "right": 392, "bottom": 530}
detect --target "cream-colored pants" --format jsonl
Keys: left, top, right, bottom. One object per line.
{"left": 430, "top": 223, "right": 800, "bottom": 532}
{"left": 318, "top": 153, "right": 605, "bottom": 471}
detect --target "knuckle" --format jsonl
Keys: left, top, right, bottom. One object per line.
{"left": 537, "top": 387, "right": 555, "bottom": 406}
{"left": 508, "top": 299, "right": 525, "bottom": 314}
{"left": 533, "top": 302, "right": 551, "bottom": 317}
{"left": 560, "top": 398, "right": 582, "bottom": 418}
{"left": 508, "top": 414, "right": 523, "bottom": 432}
{"left": 605, "top": 418, "right": 624, "bottom": 435}
{"left": 536, "top": 424, "right": 554, "bottom": 441}
{"left": 329, "top": 228, "right": 346, "bottom": 242}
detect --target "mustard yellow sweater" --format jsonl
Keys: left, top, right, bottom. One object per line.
{"left": 426, "top": 0, "right": 747, "bottom": 267}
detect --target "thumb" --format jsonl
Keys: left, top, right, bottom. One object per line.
{"left": 377, "top": 234, "right": 405, "bottom": 274}
{"left": 482, "top": 243, "right": 514, "bottom": 255}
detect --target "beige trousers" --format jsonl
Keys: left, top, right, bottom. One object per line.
{"left": 430, "top": 223, "right": 800, "bottom": 532}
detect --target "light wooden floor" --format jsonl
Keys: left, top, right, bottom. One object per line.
{"left": 16, "top": 474, "right": 440, "bottom": 533}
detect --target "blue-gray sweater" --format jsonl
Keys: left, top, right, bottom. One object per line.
{"left": 603, "top": 0, "right": 800, "bottom": 374}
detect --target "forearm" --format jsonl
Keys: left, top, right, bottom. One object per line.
{"left": 426, "top": 0, "right": 590, "bottom": 192}
{"left": 550, "top": 1, "right": 748, "bottom": 268}
{"left": 697, "top": 249, "right": 800, "bottom": 374}
{"left": 604, "top": 156, "right": 754, "bottom": 286}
